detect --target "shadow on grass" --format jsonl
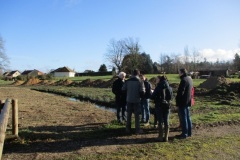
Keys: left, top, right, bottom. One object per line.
{"left": 3, "top": 122, "right": 175, "bottom": 154}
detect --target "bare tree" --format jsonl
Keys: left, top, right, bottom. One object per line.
{"left": 105, "top": 37, "right": 141, "bottom": 73}
{"left": 124, "top": 37, "right": 141, "bottom": 55}
{"left": 105, "top": 39, "right": 126, "bottom": 72}
{"left": 191, "top": 48, "right": 200, "bottom": 71}
{"left": 0, "top": 36, "right": 10, "bottom": 73}
{"left": 184, "top": 45, "right": 190, "bottom": 70}
{"left": 159, "top": 53, "right": 165, "bottom": 73}
{"left": 123, "top": 37, "right": 142, "bottom": 73}
{"left": 172, "top": 53, "right": 182, "bottom": 73}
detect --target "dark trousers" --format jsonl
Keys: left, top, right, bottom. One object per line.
{"left": 155, "top": 105, "right": 170, "bottom": 128}
{"left": 116, "top": 102, "right": 126, "bottom": 122}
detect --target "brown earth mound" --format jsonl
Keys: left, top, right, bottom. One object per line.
{"left": 55, "top": 79, "right": 73, "bottom": 86}
{"left": 68, "top": 81, "right": 80, "bottom": 87}
{"left": 92, "top": 79, "right": 105, "bottom": 87}
{"left": 40, "top": 80, "right": 56, "bottom": 85}
{"left": 22, "top": 78, "right": 42, "bottom": 85}
{"left": 79, "top": 79, "right": 94, "bottom": 87}
{"left": 210, "top": 82, "right": 240, "bottom": 97}
{"left": 199, "top": 77, "right": 231, "bottom": 89}
{"left": 100, "top": 78, "right": 117, "bottom": 88}
{"left": 12, "top": 80, "right": 25, "bottom": 86}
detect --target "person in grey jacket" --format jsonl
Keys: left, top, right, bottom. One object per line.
{"left": 122, "top": 69, "right": 145, "bottom": 134}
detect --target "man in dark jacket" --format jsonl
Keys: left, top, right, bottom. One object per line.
{"left": 139, "top": 74, "right": 152, "bottom": 125}
{"left": 122, "top": 69, "right": 145, "bottom": 134}
{"left": 175, "top": 68, "right": 193, "bottom": 139}
{"left": 112, "top": 72, "right": 127, "bottom": 123}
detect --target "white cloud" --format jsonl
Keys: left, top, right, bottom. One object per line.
{"left": 198, "top": 48, "right": 240, "bottom": 62}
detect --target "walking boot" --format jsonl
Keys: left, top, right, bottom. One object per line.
{"left": 164, "top": 126, "right": 169, "bottom": 142}
{"left": 157, "top": 124, "right": 163, "bottom": 142}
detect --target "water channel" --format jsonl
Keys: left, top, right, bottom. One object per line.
{"left": 68, "top": 97, "right": 117, "bottom": 113}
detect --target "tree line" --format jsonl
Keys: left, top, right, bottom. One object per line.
{"left": 105, "top": 37, "right": 240, "bottom": 74}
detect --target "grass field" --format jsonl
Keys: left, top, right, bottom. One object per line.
{"left": 31, "top": 84, "right": 240, "bottom": 128}
{"left": 1, "top": 77, "right": 240, "bottom": 159}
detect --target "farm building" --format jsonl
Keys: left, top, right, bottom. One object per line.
{"left": 3, "top": 70, "right": 21, "bottom": 80}
{"left": 21, "top": 69, "right": 44, "bottom": 77}
{"left": 198, "top": 69, "right": 229, "bottom": 78}
{"left": 51, "top": 66, "right": 75, "bottom": 77}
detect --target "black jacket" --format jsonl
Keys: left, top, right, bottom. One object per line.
{"left": 112, "top": 78, "right": 126, "bottom": 105}
{"left": 151, "top": 80, "right": 168, "bottom": 106}
{"left": 142, "top": 80, "right": 152, "bottom": 99}
{"left": 176, "top": 74, "right": 193, "bottom": 107}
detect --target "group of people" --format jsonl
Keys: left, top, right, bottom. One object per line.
{"left": 112, "top": 68, "right": 193, "bottom": 141}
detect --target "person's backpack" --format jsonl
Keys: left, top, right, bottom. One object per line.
{"left": 165, "top": 85, "right": 173, "bottom": 101}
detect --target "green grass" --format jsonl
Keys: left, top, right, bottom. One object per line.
{"left": 4, "top": 79, "right": 240, "bottom": 160}
{"left": 31, "top": 86, "right": 115, "bottom": 107}
{"left": 55, "top": 75, "right": 114, "bottom": 82}
{"left": 0, "top": 80, "right": 13, "bottom": 86}
{"left": 53, "top": 74, "right": 206, "bottom": 87}
{"left": 60, "top": 135, "right": 240, "bottom": 160}
{"left": 30, "top": 85, "right": 240, "bottom": 127}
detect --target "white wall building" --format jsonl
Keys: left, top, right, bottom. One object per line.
{"left": 52, "top": 66, "right": 75, "bottom": 77}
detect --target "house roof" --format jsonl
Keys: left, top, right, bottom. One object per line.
{"left": 21, "top": 69, "right": 44, "bottom": 75}
{"left": 53, "top": 66, "right": 75, "bottom": 73}
{"left": 21, "top": 70, "right": 34, "bottom": 75}
{"left": 8, "top": 70, "right": 21, "bottom": 76}
{"left": 3, "top": 72, "right": 10, "bottom": 76}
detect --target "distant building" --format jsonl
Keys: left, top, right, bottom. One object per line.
{"left": 21, "top": 69, "right": 44, "bottom": 77}
{"left": 3, "top": 70, "right": 21, "bottom": 80}
{"left": 51, "top": 66, "right": 75, "bottom": 77}
{"left": 198, "top": 69, "right": 229, "bottom": 78}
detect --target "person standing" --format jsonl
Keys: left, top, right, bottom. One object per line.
{"left": 112, "top": 72, "right": 127, "bottom": 124}
{"left": 139, "top": 74, "right": 152, "bottom": 125}
{"left": 151, "top": 75, "right": 171, "bottom": 142}
{"left": 122, "top": 69, "right": 145, "bottom": 134}
{"left": 175, "top": 68, "right": 193, "bottom": 139}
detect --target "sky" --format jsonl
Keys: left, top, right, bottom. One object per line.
{"left": 0, "top": 0, "right": 240, "bottom": 73}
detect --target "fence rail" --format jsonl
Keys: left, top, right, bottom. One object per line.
{"left": 0, "top": 99, "right": 19, "bottom": 160}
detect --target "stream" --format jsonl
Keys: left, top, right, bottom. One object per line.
{"left": 68, "top": 97, "right": 117, "bottom": 113}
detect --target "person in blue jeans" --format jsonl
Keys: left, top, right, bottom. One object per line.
{"left": 151, "top": 75, "right": 171, "bottom": 142}
{"left": 139, "top": 74, "right": 152, "bottom": 125}
{"left": 175, "top": 68, "right": 193, "bottom": 139}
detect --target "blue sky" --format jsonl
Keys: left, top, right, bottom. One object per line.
{"left": 0, "top": 0, "right": 240, "bottom": 73}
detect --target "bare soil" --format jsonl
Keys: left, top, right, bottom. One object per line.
{"left": 1, "top": 87, "right": 240, "bottom": 160}
{"left": 199, "top": 76, "right": 231, "bottom": 89}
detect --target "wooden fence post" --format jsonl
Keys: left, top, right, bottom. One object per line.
{"left": 12, "top": 99, "right": 18, "bottom": 136}
{"left": 0, "top": 98, "right": 11, "bottom": 160}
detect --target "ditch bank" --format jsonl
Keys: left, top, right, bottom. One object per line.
{"left": 31, "top": 88, "right": 116, "bottom": 110}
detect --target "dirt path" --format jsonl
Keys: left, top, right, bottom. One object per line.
{"left": 1, "top": 87, "right": 240, "bottom": 160}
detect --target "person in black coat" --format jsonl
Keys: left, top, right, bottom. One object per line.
{"left": 175, "top": 68, "right": 193, "bottom": 139}
{"left": 112, "top": 72, "right": 127, "bottom": 123}
{"left": 151, "top": 75, "right": 171, "bottom": 142}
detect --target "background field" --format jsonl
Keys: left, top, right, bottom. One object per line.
{"left": 1, "top": 74, "right": 240, "bottom": 159}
